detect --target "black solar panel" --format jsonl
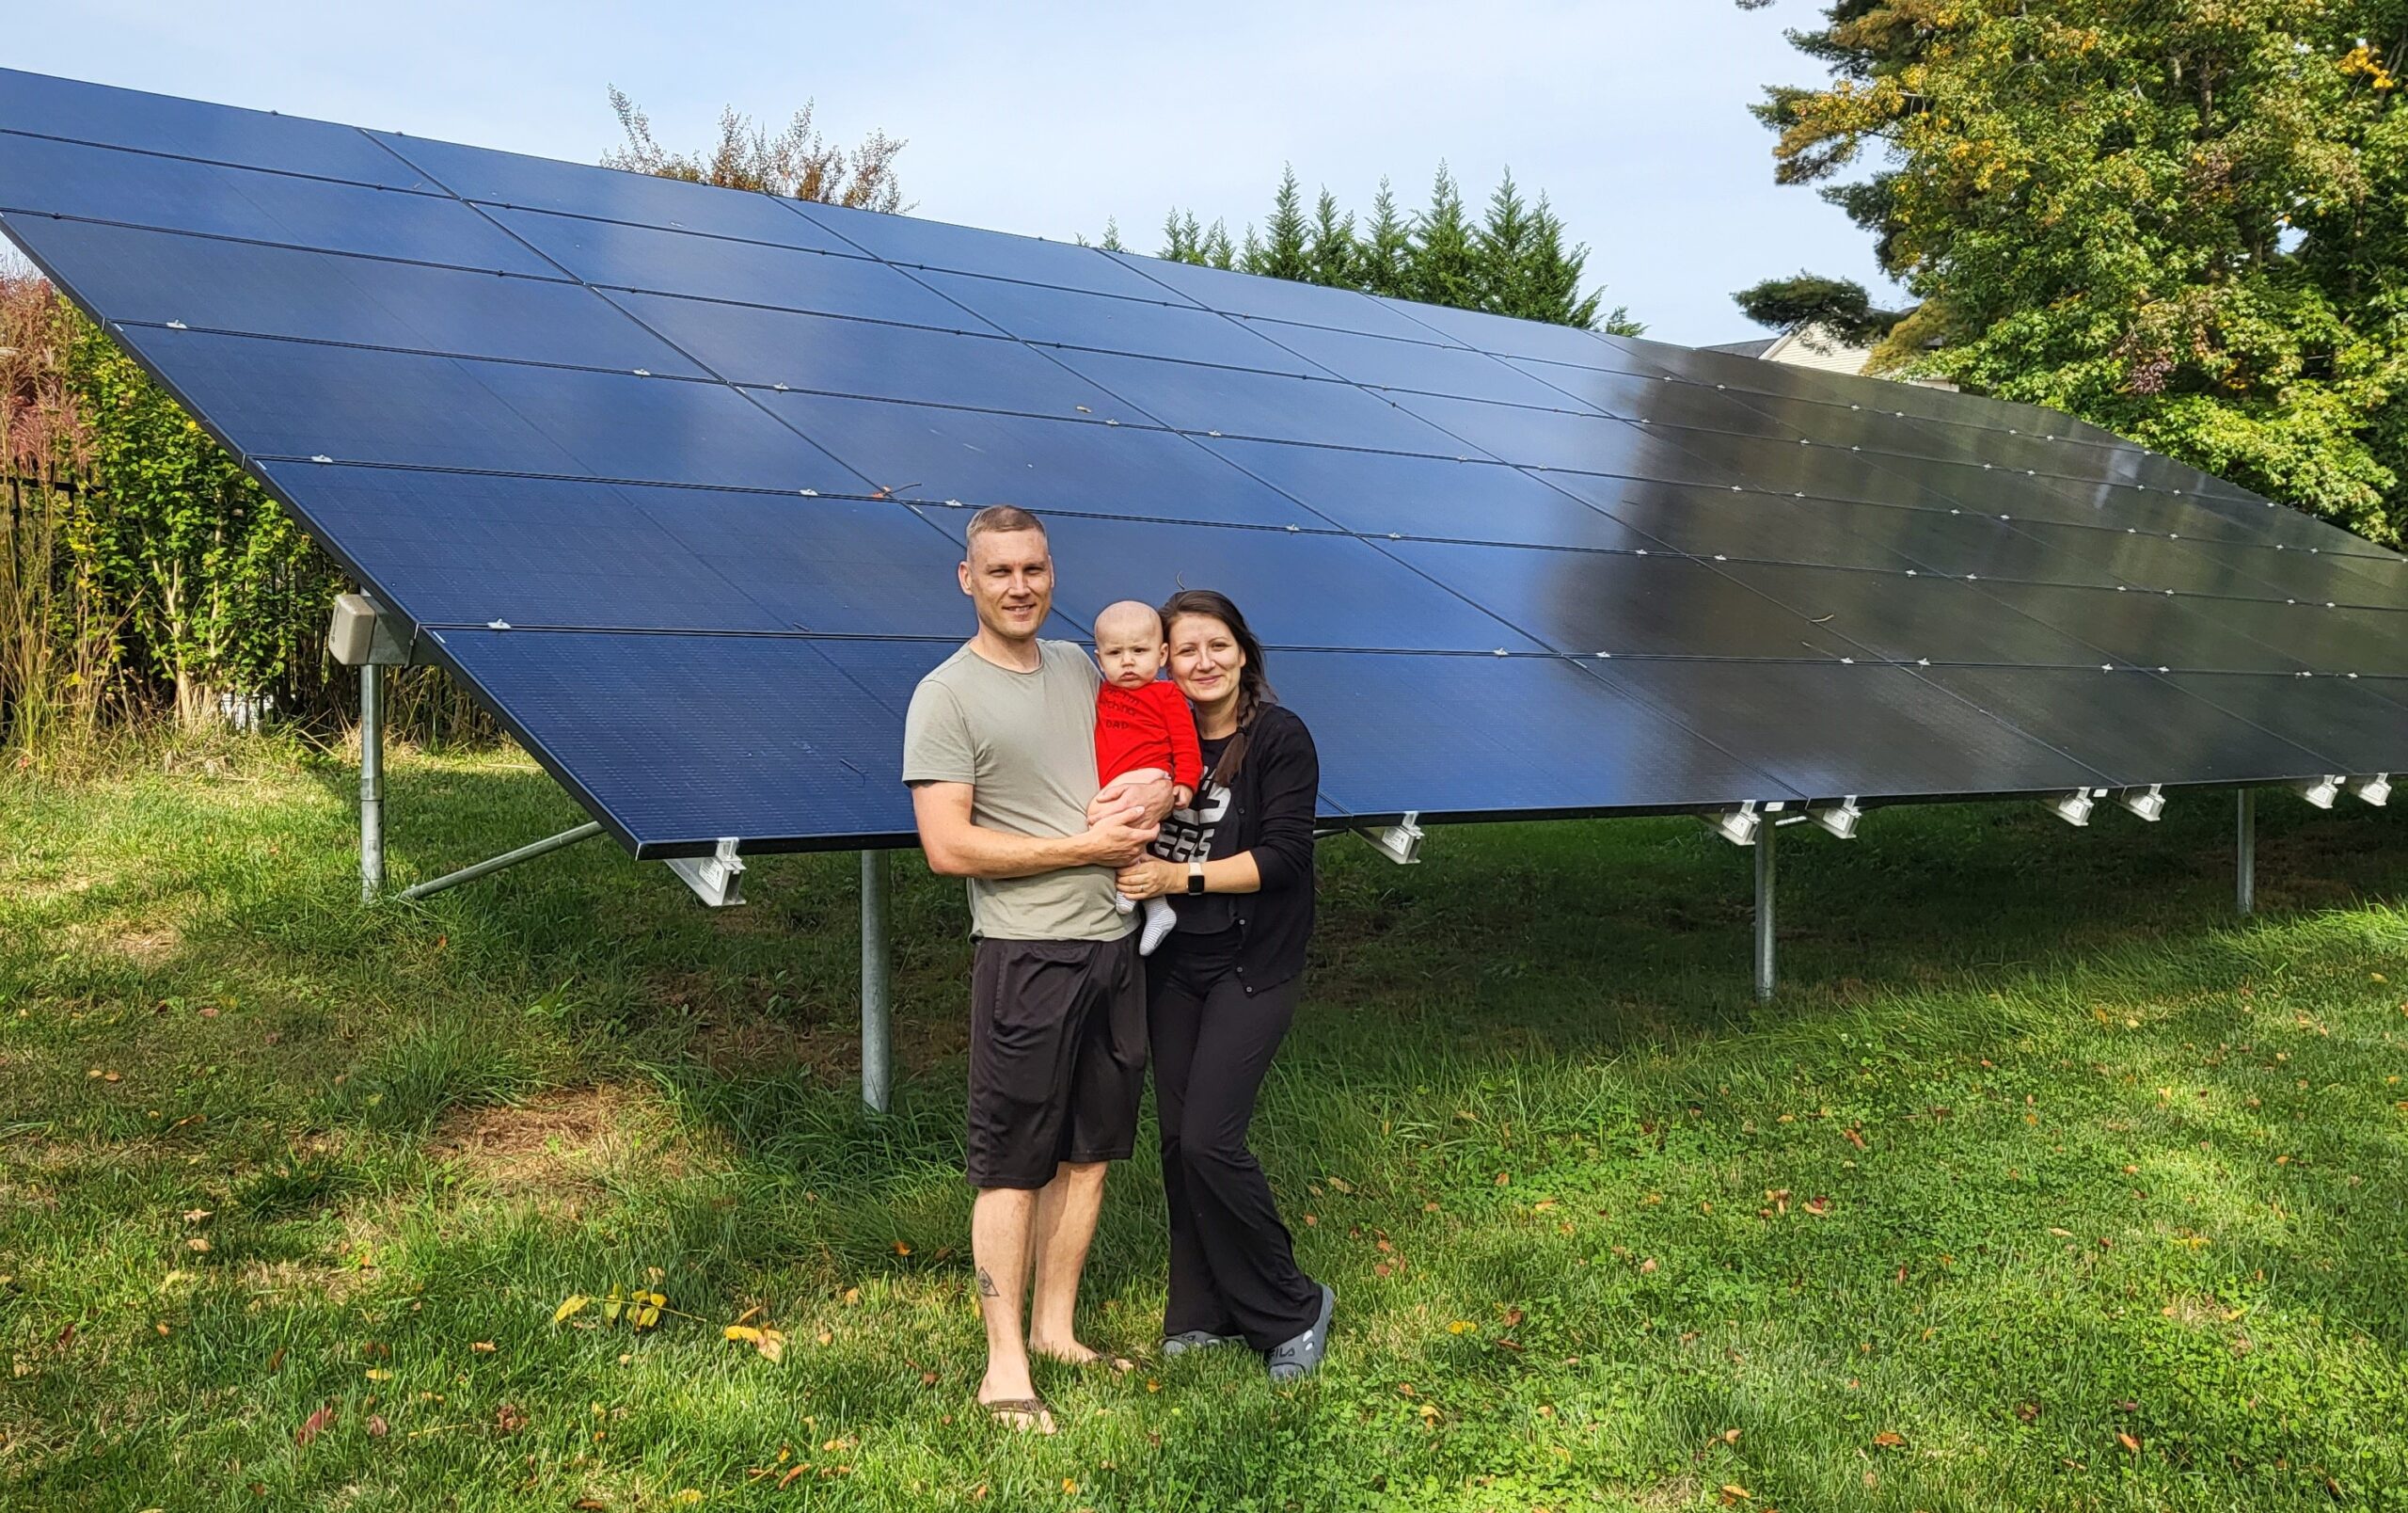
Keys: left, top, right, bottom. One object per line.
{"left": 3, "top": 67, "right": 2400, "bottom": 857}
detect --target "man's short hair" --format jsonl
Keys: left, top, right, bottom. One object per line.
{"left": 965, "top": 504, "right": 1046, "bottom": 545}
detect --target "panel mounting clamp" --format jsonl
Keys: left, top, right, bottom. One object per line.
{"left": 2045, "top": 789, "right": 2098, "bottom": 827}
{"left": 2296, "top": 774, "right": 2344, "bottom": 809}
{"left": 2348, "top": 772, "right": 2391, "bottom": 807}
{"left": 1354, "top": 811, "right": 1423, "bottom": 865}
{"left": 1703, "top": 800, "right": 1784, "bottom": 847}
{"left": 1808, "top": 796, "right": 1862, "bottom": 838}
{"left": 2116, "top": 784, "right": 2165, "bottom": 821}
{"left": 666, "top": 836, "right": 747, "bottom": 906}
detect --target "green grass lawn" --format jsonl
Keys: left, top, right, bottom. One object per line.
{"left": 2, "top": 735, "right": 2404, "bottom": 1511}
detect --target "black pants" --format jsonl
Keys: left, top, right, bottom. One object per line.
{"left": 1148, "top": 929, "right": 1321, "bottom": 1350}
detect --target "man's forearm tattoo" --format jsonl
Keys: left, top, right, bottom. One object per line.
{"left": 976, "top": 1267, "right": 1000, "bottom": 1298}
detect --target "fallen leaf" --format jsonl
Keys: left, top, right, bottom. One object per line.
{"left": 553, "top": 1295, "right": 589, "bottom": 1325}
{"left": 471, "top": 1340, "right": 495, "bottom": 1354}
{"left": 779, "top": 1466, "right": 808, "bottom": 1489}
{"left": 494, "top": 1403, "right": 528, "bottom": 1435}
{"left": 1448, "top": 1320, "right": 1475, "bottom": 1334}
{"left": 894, "top": 1241, "right": 911, "bottom": 1257}
{"left": 294, "top": 1405, "right": 336, "bottom": 1446}
{"left": 1719, "top": 1484, "right": 1752, "bottom": 1505}
{"left": 2117, "top": 1431, "right": 2141, "bottom": 1454}
{"left": 1639, "top": 1257, "right": 1658, "bottom": 1274}
{"left": 1873, "top": 1430, "right": 1905, "bottom": 1448}
{"left": 367, "top": 1414, "right": 388, "bottom": 1438}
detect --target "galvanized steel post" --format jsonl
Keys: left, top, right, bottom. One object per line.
{"left": 360, "top": 663, "right": 384, "bottom": 902}
{"left": 862, "top": 850, "right": 893, "bottom": 1114}
{"left": 2237, "top": 788, "right": 2256, "bottom": 916}
{"left": 1753, "top": 821, "right": 1776, "bottom": 1002}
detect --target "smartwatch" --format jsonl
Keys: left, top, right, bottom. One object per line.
{"left": 1186, "top": 861, "right": 1206, "bottom": 896}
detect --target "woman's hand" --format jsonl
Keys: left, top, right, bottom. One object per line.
{"left": 1117, "top": 857, "right": 1178, "bottom": 900}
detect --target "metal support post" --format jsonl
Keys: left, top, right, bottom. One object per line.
{"left": 360, "top": 662, "right": 384, "bottom": 901}
{"left": 2236, "top": 788, "right": 2256, "bottom": 916}
{"left": 861, "top": 850, "right": 894, "bottom": 1115}
{"left": 1753, "top": 819, "right": 1777, "bottom": 1002}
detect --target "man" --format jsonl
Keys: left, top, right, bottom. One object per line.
{"left": 902, "top": 505, "right": 1174, "bottom": 1433}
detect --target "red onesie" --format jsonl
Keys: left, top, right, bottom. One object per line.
{"left": 1095, "top": 678, "right": 1203, "bottom": 791}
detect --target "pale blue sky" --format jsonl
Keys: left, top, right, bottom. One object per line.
{"left": 13, "top": 1, "right": 1897, "bottom": 345}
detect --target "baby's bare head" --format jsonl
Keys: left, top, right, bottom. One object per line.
{"left": 1093, "top": 600, "right": 1166, "bottom": 688}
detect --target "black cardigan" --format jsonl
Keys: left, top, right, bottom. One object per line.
{"left": 1153, "top": 701, "right": 1319, "bottom": 995}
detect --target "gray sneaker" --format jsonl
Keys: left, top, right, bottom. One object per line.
{"left": 1161, "top": 1329, "right": 1245, "bottom": 1358}
{"left": 1266, "top": 1283, "right": 1335, "bottom": 1381}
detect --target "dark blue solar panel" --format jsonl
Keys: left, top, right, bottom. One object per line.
{"left": 2163, "top": 673, "right": 2408, "bottom": 777}
{"left": 1253, "top": 322, "right": 1593, "bottom": 408}
{"left": 911, "top": 271, "right": 1323, "bottom": 375}
{"left": 1199, "top": 438, "right": 1652, "bottom": 551}
{"left": 762, "top": 391, "right": 1305, "bottom": 527}
{"left": 1530, "top": 477, "right": 1927, "bottom": 574}
{"left": 1116, "top": 256, "right": 1444, "bottom": 342}
{"left": 0, "top": 134, "right": 553, "bottom": 275}
{"left": 0, "top": 69, "right": 427, "bottom": 188}
{"left": 1371, "top": 297, "right": 1617, "bottom": 366}
{"left": 135, "top": 328, "right": 869, "bottom": 492}
{"left": 486, "top": 208, "right": 978, "bottom": 329}
{"left": 795, "top": 202, "right": 1173, "bottom": 300}
{"left": 429, "top": 628, "right": 915, "bottom": 854}
{"left": 606, "top": 292, "right": 1136, "bottom": 420}
{"left": 8, "top": 215, "right": 704, "bottom": 376}
{"left": 1712, "top": 562, "right": 2112, "bottom": 667}
{"left": 372, "top": 133, "right": 859, "bottom": 254}
{"left": 1918, "top": 666, "right": 2337, "bottom": 786}
{"left": 1381, "top": 541, "right": 1861, "bottom": 660}
{"left": 1592, "top": 660, "right": 2113, "bottom": 801}
{"left": 1969, "top": 581, "right": 2319, "bottom": 673}
{"left": 255, "top": 464, "right": 984, "bottom": 640}
{"left": 1047, "top": 348, "right": 1464, "bottom": 453}
{"left": 1271, "top": 650, "right": 1801, "bottom": 817}
{"left": 956, "top": 516, "right": 1543, "bottom": 654}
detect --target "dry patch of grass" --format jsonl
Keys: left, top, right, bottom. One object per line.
{"left": 425, "top": 1084, "right": 707, "bottom": 1191}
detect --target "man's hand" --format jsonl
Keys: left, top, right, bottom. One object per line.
{"left": 1086, "top": 772, "right": 1176, "bottom": 828}
{"left": 1079, "top": 803, "right": 1159, "bottom": 868}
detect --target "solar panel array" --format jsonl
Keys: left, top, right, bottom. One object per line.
{"left": 4, "top": 68, "right": 2402, "bottom": 857}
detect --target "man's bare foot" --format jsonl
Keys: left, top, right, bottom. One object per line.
{"left": 977, "top": 1373, "right": 1056, "bottom": 1434}
{"left": 1028, "top": 1337, "right": 1135, "bottom": 1373}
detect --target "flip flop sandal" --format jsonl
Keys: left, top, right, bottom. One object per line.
{"left": 980, "top": 1395, "right": 1056, "bottom": 1434}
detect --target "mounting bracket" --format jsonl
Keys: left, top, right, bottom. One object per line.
{"left": 1703, "top": 800, "right": 1780, "bottom": 847}
{"left": 2348, "top": 772, "right": 2391, "bottom": 807}
{"left": 2115, "top": 784, "right": 2165, "bottom": 821}
{"left": 2045, "top": 789, "right": 2098, "bottom": 827}
{"left": 666, "top": 836, "right": 746, "bottom": 907}
{"left": 1354, "top": 812, "right": 1424, "bottom": 865}
{"left": 1808, "top": 796, "right": 1862, "bottom": 839}
{"left": 2296, "top": 775, "right": 2343, "bottom": 810}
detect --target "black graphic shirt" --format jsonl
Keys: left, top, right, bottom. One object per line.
{"left": 1152, "top": 732, "right": 1236, "bottom": 933}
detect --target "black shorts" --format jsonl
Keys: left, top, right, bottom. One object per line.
{"left": 966, "top": 933, "right": 1148, "bottom": 1189}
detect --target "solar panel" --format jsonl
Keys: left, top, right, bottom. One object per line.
{"left": 3, "top": 66, "right": 2399, "bottom": 860}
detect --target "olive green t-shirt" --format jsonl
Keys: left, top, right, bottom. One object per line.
{"left": 901, "top": 639, "right": 1128, "bottom": 942}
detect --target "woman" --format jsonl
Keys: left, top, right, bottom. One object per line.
{"left": 1115, "top": 589, "right": 1333, "bottom": 1381}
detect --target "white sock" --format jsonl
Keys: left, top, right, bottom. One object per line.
{"left": 1139, "top": 897, "right": 1178, "bottom": 955}
{"left": 1114, "top": 890, "right": 1136, "bottom": 914}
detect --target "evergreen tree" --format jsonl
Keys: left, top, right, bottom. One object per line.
{"left": 1244, "top": 167, "right": 1312, "bottom": 280}
{"left": 1107, "top": 164, "right": 1637, "bottom": 331}
{"left": 1409, "top": 164, "right": 1481, "bottom": 311}
{"left": 1356, "top": 179, "right": 1414, "bottom": 299}
{"left": 1474, "top": 169, "right": 1541, "bottom": 318}
{"left": 1200, "top": 221, "right": 1237, "bottom": 271}
{"left": 1097, "top": 216, "right": 1128, "bottom": 253}
{"left": 1306, "top": 189, "right": 1360, "bottom": 287}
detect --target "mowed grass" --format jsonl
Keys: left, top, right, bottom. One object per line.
{"left": 2, "top": 735, "right": 2405, "bottom": 1512}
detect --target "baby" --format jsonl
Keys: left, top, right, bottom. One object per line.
{"left": 1092, "top": 599, "right": 1201, "bottom": 955}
